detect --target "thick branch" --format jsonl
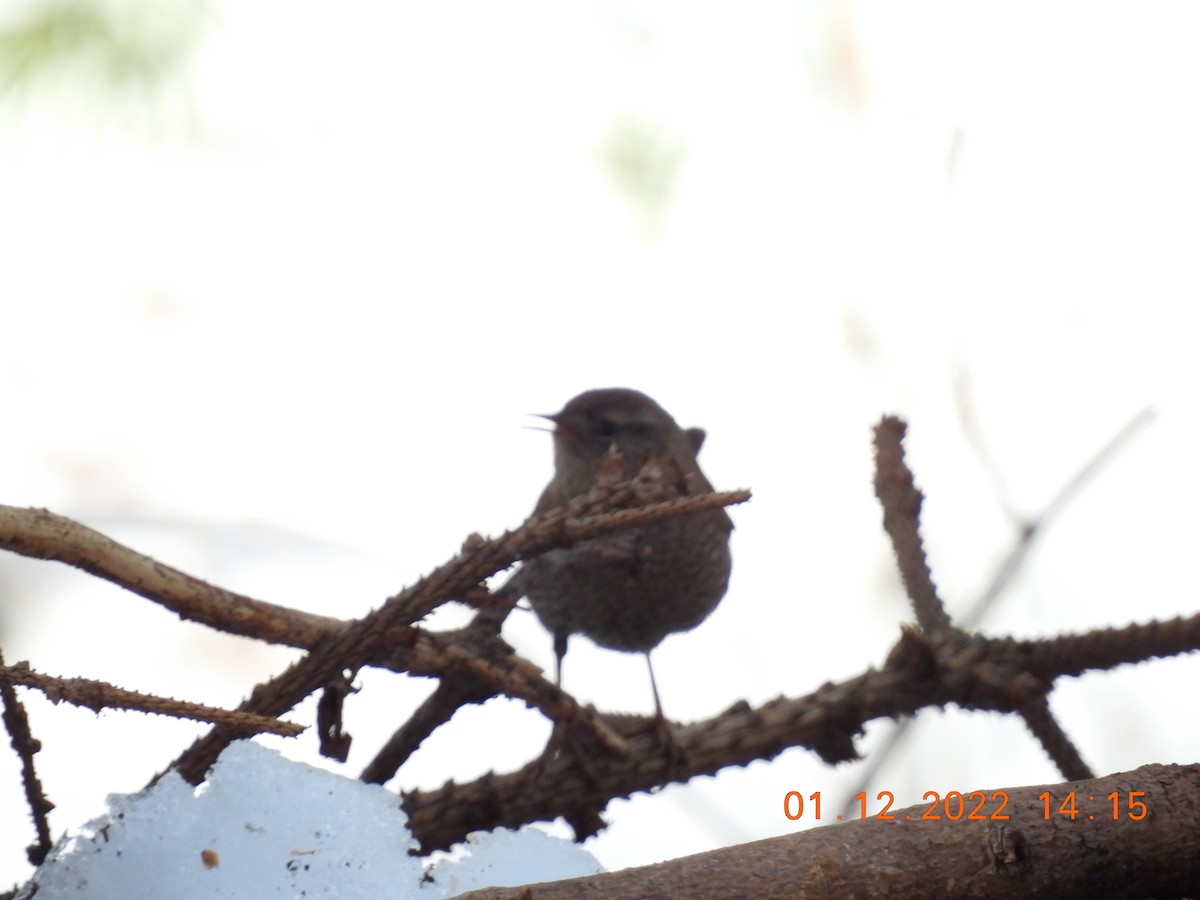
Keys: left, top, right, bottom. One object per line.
{"left": 459, "top": 763, "right": 1200, "bottom": 899}
{"left": 0, "top": 505, "right": 337, "bottom": 648}
{"left": 401, "top": 620, "right": 1200, "bottom": 851}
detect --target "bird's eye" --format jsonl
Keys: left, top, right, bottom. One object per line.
{"left": 596, "top": 419, "right": 619, "bottom": 438}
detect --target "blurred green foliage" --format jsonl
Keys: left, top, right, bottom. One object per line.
{"left": 601, "top": 114, "right": 686, "bottom": 237}
{"left": 0, "top": 0, "right": 205, "bottom": 103}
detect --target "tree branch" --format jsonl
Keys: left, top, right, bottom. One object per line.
{"left": 0, "top": 661, "right": 305, "bottom": 737}
{"left": 2, "top": 411, "right": 1192, "bottom": 890}
{"left": 0, "top": 505, "right": 338, "bottom": 648}
{"left": 168, "top": 483, "right": 751, "bottom": 783}
{"left": 873, "top": 416, "right": 954, "bottom": 636}
{"left": 400, "top": 618, "right": 1200, "bottom": 851}
{"left": 843, "top": 408, "right": 1152, "bottom": 815}
{"left": 0, "top": 650, "right": 53, "bottom": 867}
{"left": 458, "top": 763, "right": 1200, "bottom": 899}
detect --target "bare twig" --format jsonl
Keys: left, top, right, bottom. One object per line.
{"left": 953, "top": 363, "right": 1022, "bottom": 523}
{"left": 873, "top": 416, "right": 954, "bottom": 636}
{"left": 0, "top": 505, "right": 338, "bottom": 648}
{"left": 1019, "top": 695, "right": 1093, "bottom": 780}
{"left": 0, "top": 491, "right": 750, "bottom": 784}
{"left": 0, "top": 492, "right": 747, "bottom": 655}
{"left": 961, "top": 406, "right": 1155, "bottom": 629}
{"left": 361, "top": 681, "right": 488, "bottom": 786}
{"left": 843, "top": 411, "right": 1151, "bottom": 817}
{"left": 392, "top": 625, "right": 629, "bottom": 755}
{"left": 362, "top": 600, "right": 515, "bottom": 784}
{"left": 0, "top": 661, "right": 304, "bottom": 737}
{"left": 0, "top": 650, "right": 54, "bottom": 866}
{"left": 170, "top": 484, "right": 751, "bottom": 784}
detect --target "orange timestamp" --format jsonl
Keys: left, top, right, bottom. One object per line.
{"left": 784, "top": 790, "right": 1011, "bottom": 822}
{"left": 1037, "top": 790, "right": 1148, "bottom": 821}
{"left": 783, "top": 790, "right": 1149, "bottom": 822}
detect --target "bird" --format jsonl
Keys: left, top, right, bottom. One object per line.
{"left": 517, "top": 387, "right": 733, "bottom": 719}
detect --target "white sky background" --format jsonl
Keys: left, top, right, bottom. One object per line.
{"left": 2, "top": 0, "right": 1200, "bottom": 889}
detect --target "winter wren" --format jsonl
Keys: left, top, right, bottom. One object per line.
{"left": 518, "top": 388, "right": 733, "bottom": 715}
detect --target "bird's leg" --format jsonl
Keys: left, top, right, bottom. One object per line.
{"left": 538, "top": 634, "right": 604, "bottom": 783}
{"left": 646, "top": 652, "right": 664, "bottom": 719}
{"left": 538, "top": 634, "right": 568, "bottom": 772}
{"left": 554, "top": 633, "right": 568, "bottom": 687}
{"left": 645, "top": 653, "right": 687, "bottom": 776}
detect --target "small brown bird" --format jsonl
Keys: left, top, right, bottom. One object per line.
{"left": 518, "top": 388, "right": 733, "bottom": 717}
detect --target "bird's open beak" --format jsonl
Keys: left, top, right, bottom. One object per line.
{"left": 523, "top": 412, "right": 559, "bottom": 433}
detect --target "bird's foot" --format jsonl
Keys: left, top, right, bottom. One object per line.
{"left": 650, "top": 712, "right": 688, "bottom": 780}
{"left": 537, "top": 706, "right": 626, "bottom": 785}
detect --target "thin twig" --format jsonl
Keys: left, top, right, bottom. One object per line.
{"left": 842, "top": 412, "right": 1149, "bottom": 819}
{"left": 361, "top": 600, "right": 515, "bottom": 784}
{"left": 872, "top": 416, "right": 954, "bottom": 636}
{"left": 1019, "top": 695, "right": 1093, "bottom": 780}
{"left": 170, "top": 484, "right": 751, "bottom": 784}
{"left": 0, "top": 491, "right": 749, "bottom": 784}
{"left": 0, "top": 650, "right": 54, "bottom": 866}
{"left": 0, "top": 661, "right": 304, "bottom": 736}
{"left": 961, "top": 406, "right": 1155, "bottom": 628}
